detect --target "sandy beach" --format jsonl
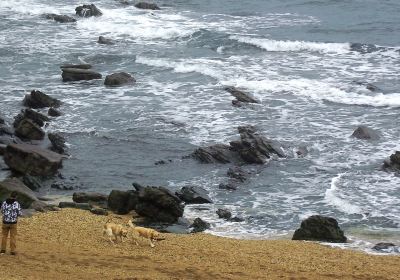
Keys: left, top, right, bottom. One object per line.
{"left": 0, "top": 209, "right": 398, "bottom": 280}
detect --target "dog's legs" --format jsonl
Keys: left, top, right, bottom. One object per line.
{"left": 149, "top": 239, "right": 155, "bottom": 248}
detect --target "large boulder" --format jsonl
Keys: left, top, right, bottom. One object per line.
{"left": 14, "top": 109, "right": 50, "bottom": 128}
{"left": 135, "top": 186, "right": 184, "bottom": 223}
{"left": 44, "top": 14, "right": 77, "bottom": 23}
{"left": 134, "top": 2, "right": 161, "bottom": 10}
{"left": 175, "top": 186, "right": 212, "bottom": 204}
{"left": 4, "top": 144, "right": 63, "bottom": 176}
{"left": 383, "top": 151, "right": 400, "bottom": 171}
{"left": 61, "top": 68, "right": 102, "bottom": 82}
{"left": 292, "top": 215, "right": 347, "bottom": 243}
{"left": 48, "top": 133, "right": 67, "bottom": 154}
{"left": 104, "top": 72, "right": 135, "bottom": 86}
{"left": 97, "top": 36, "right": 115, "bottom": 45}
{"left": 23, "top": 90, "right": 61, "bottom": 109}
{"left": 108, "top": 190, "right": 138, "bottom": 215}
{"left": 191, "top": 144, "right": 239, "bottom": 163}
{"left": 224, "top": 86, "right": 258, "bottom": 104}
{"left": 0, "top": 178, "right": 39, "bottom": 208}
{"left": 351, "top": 126, "right": 380, "bottom": 140}
{"left": 75, "top": 4, "right": 103, "bottom": 17}
{"left": 15, "top": 119, "right": 45, "bottom": 140}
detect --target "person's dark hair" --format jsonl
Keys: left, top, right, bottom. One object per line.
{"left": 10, "top": 191, "right": 18, "bottom": 199}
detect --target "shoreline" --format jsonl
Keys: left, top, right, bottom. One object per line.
{"left": 0, "top": 209, "right": 399, "bottom": 280}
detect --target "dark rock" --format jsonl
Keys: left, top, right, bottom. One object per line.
{"left": 227, "top": 166, "right": 249, "bottom": 182}
{"left": 62, "top": 68, "right": 102, "bottom": 82}
{"left": 134, "top": 2, "right": 161, "bottom": 10}
{"left": 216, "top": 208, "right": 232, "bottom": 220}
{"left": 60, "top": 64, "right": 92, "bottom": 70}
{"left": 372, "top": 242, "right": 399, "bottom": 253}
{"left": 0, "top": 144, "right": 6, "bottom": 155}
{"left": 135, "top": 186, "right": 184, "bottom": 223}
{"left": 75, "top": 4, "right": 103, "bottom": 17}
{"left": 23, "top": 90, "right": 61, "bottom": 109}
{"left": 190, "top": 218, "right": 210, "bottom": 233}
{"left": 73, "top": 192, "right": 108, "bottom": 204}
{"left": 14, "top": 109, "right": 50, "bottom": 128}
{"left": 58, "top": 201, "right": 91, "bottom": 210}
{"left": 21, "top": 175, "right": 42, "bottom": 191}
{"left": 4, "top": 144, "right": 63, "bottom": 176}
{"left": 48, "top": 108, "right": 62, "bottom": 117}
{"left": 0, "top": 117, "right": 4, "bottom": 124}
{"left": 350, "top": 43, "right": 382, "bottom": 54}
{"left": 108, "top": 190, "right": 138, "bottom": 215}
{"left": 155, "top": 160, "right": 166, "bottom": 165}
{"left": 175, "top": 186, "right": 212, "bottom": 204}
{"left": 132, "top": 182, "right": 144, "bottom": 192}
{"left": 0, "top": 125, "right": 14, "bottom": 136}
{"left": 225, "top": 86, "right": 258, "bottom": 103}
{"left": 292, "top": 215, "right": 347, "bottom": 243}
{"left": 0, "top": 135, "right": 22, "bottom": 146}
{"left": 383, "top": 151, "right": 400, "bottom": 171}
{"left": 44, "top": 14, "right": 77, "bottom": 23}
{"left": 51, "top": 183, "right": 74, "bottom": 191}
{"left": 15, "top": 119, "right": 45, "bottom": 140}
{"left": 351, "top": 126, "right": 380, "bottom": 140}
{"left": 90, "top": 207, "right": 108, "bottom": 216}
{"left": 192, "top": 144, "right": 239, "bottom": 164}
{"left": 230, "top": 216, "right": 245, "bottom": 222}
{"left": 218, "top": 180, "right": 238, "bottom": 191}
{"left": 295, "top": 146, "right": 308, "bottom": 157}
{"left": 104, "top": 72, "right": 135, "bottom": 86}
{"left": 0, "top": 178, "right": 40, "bottom": 209}
{"left": 97, "top": 36, "right": 115, "bottom": 45}
{"left": 48, "top": 133, "right": 67, "bottom": 154}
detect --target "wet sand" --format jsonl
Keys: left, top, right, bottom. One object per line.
{"left": 0, "top": 209, "right": 399, "bottom": 280}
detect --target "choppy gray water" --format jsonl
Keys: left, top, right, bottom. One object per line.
{"left": 0, "top": 0, "right": 399, "bottom": 252}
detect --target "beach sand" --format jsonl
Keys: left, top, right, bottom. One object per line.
{"left": 0, "top": 209, "right": 399, "bottom": 280}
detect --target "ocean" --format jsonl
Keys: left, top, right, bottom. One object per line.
{"left": 0, "top": 0, "right": 399, "bottom": 253}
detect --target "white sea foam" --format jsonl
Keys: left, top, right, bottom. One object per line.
{"left": 230, "top": 35, "right": 351, "bottom": 54}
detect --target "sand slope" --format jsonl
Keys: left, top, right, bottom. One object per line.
{"left": 0, "top": 209, "right": 399, "bottom": 280}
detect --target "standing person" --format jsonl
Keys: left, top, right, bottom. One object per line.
{"left": 1, "top": 192, "right": 21, "bottom": 255}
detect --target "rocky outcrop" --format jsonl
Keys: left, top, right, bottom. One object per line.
{"left": 351, "top": 126, "right": 380, "bottom": 140}
{"left": 75, "top": 4, "right": 103, "bottom": 17}
{"left": 292, "top": 215, "right": 347, "bottom": 243}
{"left": 15, "top": 119, "right": 45, "bottom": 140}
{"left": 0, "top": 178, "right": 40, "bottom": 208}
{"left": 192, "top": 144, "right": 239, "bottom": 164}
{"left": 135, "top": 186, "right": 184, "bottom": 223}
{"left": 4, "top": 144, "right": 63, "bottom": 176}
{"left": 108, "top": 190, "right": 138, "bottom": 215}
{"left": 44, "top": 14, "right": 77, "bottom": 23}
{"left": 23, "top": 90, "right": 61, "bottom": 109}
{"left": 48, "top": 133, "right": 67, "bottom": 154}
{"left": 175, "top": 186, "right": 212, "bottom": 204}
{"left": 383, "top": 151, "right": 400, "bottom": 171}
{"left": 73, "top": 192, "right": 108, "bottom": 207}
{"left": 190, "top": 218, "right": 210, "bottom": 233}
{"left": 14, "top": 109, "right": 50, "bottom": 128}
{"left": 372, "top": 242, "right": 399, "bottom": 253}
{"left": 48, "top": 108, "right": 62, "bottom": 117}
{"left": 134, "top": 2, "right": 161, "bottom": 10}
{"left": 104, "top": 72, "right": 135, "bottom": 86}
{"left": 225, "top": 86, "right": 258, "bottom": 104}
{"left": 97, "top": 36, "right": 114, "bottom": 45}
{"left": 61, "top": 68, "right": 102, "bottom": 82}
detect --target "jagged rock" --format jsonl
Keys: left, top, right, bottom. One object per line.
{"left": 192, "top": 144, "right": 239, "bottom": 164}
{"left": 90, "top": 207, "right": 108, "bottom": 216}
{"left": 218, "top": 180, "right": 239, "bottom": 191}
{"left": 44, "top": 14, "right": 77, "bottom": 23}
{"left": 383, "top": 151, "right": 400, "bottom": 171}
{"left": 134, "top": 2, "right": 160, "bottom": 10}
{"left": 351, "top": 126, "right": 380, "bottom": 140}
{"left": 73, "top": 192, "right": 108, "bottom": 208}
{"left": 372, "top": 243, "right": 399, "bottom": 253}
{"left": 21, "top": 175, "right": 42, "bottom": 191}
{"left": 60, "top": 64, "right": 92, "bottom": 70}
{"left": 23, "top": 90, "right": 61, "bottom": 109}
{"left": 225, "top": 86, "right": 258, "bottom": 103}
{"left": 227, "top": 166, "right": 249, "bottom": 182}
{"left": 108, "top": 190, "right": 138, "bottom": 215}
{"left": 75, "top": 4, "right": 103, "bottom": 17}
{"left": 292, "top": 215, "right": 347, "bottom": 243}
{"left": 61, "top": 68, "right": 102, "bottom": 82}
{"left": 0, "top": 178, "right": 40, "bottom": 208}
{"left": 14, "top": 109, "right": 50, "bottom": 128}
{"left": 4, "top": 144, "right": 63, "bottom": 176}
{"left": 48, "top": 133, "right": 67, "bottom": 154}
{"left": 230, "top": 216, "right": 244, "bottom": 222}
{"left": 104, "top": 72, "right": 135, "bottom": 86}
{"left": 175, "top": 186, "right": 212, "bottom": 204}
{"left": 48, "top": 107, "right": 62, "bottom": 117}
{"left": 15, "top": 119, "right": 45, "bottom": 140}
{"left": 58, "top": 202, "right": 91, "bottom": 210}
{"left": 216, "top": 208, "right": 232, "bottom": 220}
{"left": 97, "top": 36, "right": 115, "bottom": 45}
{"left": 135, "top": 186, "right": 184, "bottom": 223}
{"left": 190, "top": 218, "right": 210, "bottom": 233}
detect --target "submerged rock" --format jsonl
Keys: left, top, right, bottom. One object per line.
{"left": 104, "top": 72, "right": 135, "bottom": 86}
{"left": 134, "top": 2, "right": 161, "bottom": 10}
{"left": 15, "top": 119, "right": 45, "bottom": 140}
{"left": 61, "top": 68, "right": 102, "bottom": 82}
{"left": 4, "top": 143, "right": 63, "bottom": 176}
{"left": 227, "top": 166, "right": 249, "bottom": 182}
{"left": 218, "top": 180, "right": 239, "bottom": 191}
{"left": 97, "top": 36, "right": 115, "bottom": 45}
{"left": 372, "top": 242, "right": 399, "bottom": 253}
{"left": 292, "top": 215, "right": 347, "bottom": 243}
{"left": 351, "top": 126, "right": 380, "bottom": 140}
{"left": 383, "top": 151, "right": 400, "bottom": 171}
{"left": 44, "top": 14, "right": 77, "bottom": 23}
{"left": 175, "top": 186, "right": 212, "bottom": 204}
{"left": 23, "top": 90, "right": 61, "bottom": 109}
{"left": 75, "top": 4, "right": 103, "bottom": 17}
{"left": 225, "top": 86, "right": 258, "bottom": 104}
{"left": 48, "top": 133, "right": 67, "bottom": 154}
